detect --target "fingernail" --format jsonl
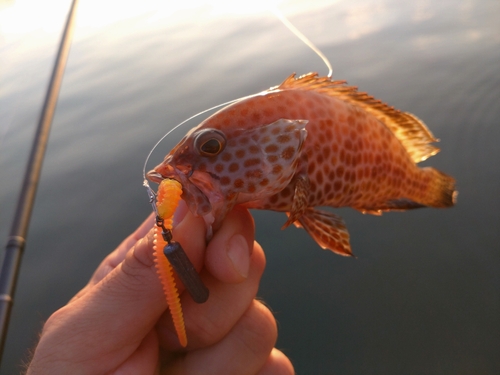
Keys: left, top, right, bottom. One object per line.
{"left": 227, "top": 234, "right": 250, "bottom": 278}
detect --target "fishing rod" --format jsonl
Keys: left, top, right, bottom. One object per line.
{"left": 0, "top": 0, "right": 79, "bottom": 364}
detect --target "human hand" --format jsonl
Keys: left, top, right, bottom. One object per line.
{"left": 26, "top": 202, "right": 294, "bottom": 374}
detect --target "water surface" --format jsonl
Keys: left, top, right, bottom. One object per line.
{"left": 1, "top": 0, "right": 499, "bottom": 373}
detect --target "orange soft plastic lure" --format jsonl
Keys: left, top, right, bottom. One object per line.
{"left": 153, "top": 178, "right": 187, "bottom": 347}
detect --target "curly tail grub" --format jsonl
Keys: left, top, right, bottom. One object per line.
{"left": 153, "top": 179, "right": 187, "bottom": 347}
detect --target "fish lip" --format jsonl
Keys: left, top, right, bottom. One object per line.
{"left": 146, "top": 170, "right": 164, "bottom": 183}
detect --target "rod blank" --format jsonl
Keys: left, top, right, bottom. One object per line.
{"left": 0, "top": 0, "right": 79, "bottom": 364}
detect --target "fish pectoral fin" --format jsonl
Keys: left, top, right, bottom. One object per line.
{"left": 282, "top": 175, "right": 310, "bottom": 229}
{"left": 292, "top": 208, "right": 353, "bottom": 257}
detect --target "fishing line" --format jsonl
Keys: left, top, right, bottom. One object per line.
{"left": 143, "top": 6, "right": 333, "bottom": 195}
{"left": 142, "top": 93, "right": 260, "bottom": 188}
{"left": 271, "top": 7, "right": 333, "bottom": 78}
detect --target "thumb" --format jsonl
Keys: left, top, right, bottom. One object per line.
{"left": 74, "top": 204, "right": 207, "bottom": 344}
{"left": 33, "top": 205, "right": 206, "bottom": 372}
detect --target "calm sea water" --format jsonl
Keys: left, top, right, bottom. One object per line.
{"left": 1, "top": 0, "right": 499, "bottom": 373}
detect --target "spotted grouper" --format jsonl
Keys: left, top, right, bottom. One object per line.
{"left": 147, "top": 73, "right": 456, "bottom": 256}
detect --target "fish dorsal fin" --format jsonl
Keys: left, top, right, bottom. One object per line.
{"left": 274, "top": 73, "right": 440, "bottom": 163}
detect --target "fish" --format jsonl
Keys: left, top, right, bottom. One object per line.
{"left": 147, "top": 72, "right": 457, "bottom": 256}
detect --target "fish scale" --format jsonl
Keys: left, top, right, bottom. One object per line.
{"left": 148, "top": 73, "right": 456, "bottom": 256}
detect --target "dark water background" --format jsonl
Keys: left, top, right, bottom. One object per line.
{"left": 1, "top": 0, "right": 499, "bottom": 373}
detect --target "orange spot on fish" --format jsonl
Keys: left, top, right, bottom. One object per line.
{"left": 234, "top": 178, "right": 244, "bottom": 188}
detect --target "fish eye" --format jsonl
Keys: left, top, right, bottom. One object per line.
{"left": 194, "top": 129, "right": 227, "bottom": 157}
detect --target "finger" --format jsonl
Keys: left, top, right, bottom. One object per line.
{"left": 165, "top": 300, "right": 277, "bottom": 375}
{"left": 70, "top": 213, "right": 156, "bottom": 302}
{"left": 172, "top": 199, "right": 190, "bottom": 226}
{"left": 158, "top": 206, "right": 258, "bottom": 350}
{"left": 74, "top": 199, "right": 194, "bottom": 300}
{"left": 92, "top": 213, "right": 156, "bottom": 283}
{"left": 120, "top": 212, "right": 157, "bottom": 253}
{"left": 111, "top": 329, "right": 159, "bottom": 375}
{"left": 257, "top": 348, "right": 295, "bottom": 375}
{"left": 169, "top": 200, "right": 207, "bottom": 273}
{"left": 88, "top": 198, "right": 192, "bottom": 290}
{"left": 30, "top": 206, "right": 207, "bottom": 374}
{"left": 158, "top": 238, "right": 265, "bottom": 350}
{"left": 205, "top": 206, "right": 255, "bottom": 283}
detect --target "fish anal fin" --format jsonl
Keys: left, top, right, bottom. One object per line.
{"left": 355, "top": 208, "right": 383, "bottom": 215}
{"left": 275, "top": 72, "right": 440, "bottom": 163}
{"left": 384, "top": 199, "right": 427, "bottom": 210}
{"left": 355, "top": 199, "right": 426, "bottom": 214}
{"left": 287, "top": 208, "right": 353, "bottom": 257}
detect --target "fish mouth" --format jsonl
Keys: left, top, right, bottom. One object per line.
{"left": 146, "top": 163, "right": 193, "bottom": 184}
{"left": 146, "top": 169, "right": 165, "bottom": 183}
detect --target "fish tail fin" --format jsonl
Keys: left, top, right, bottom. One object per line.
{"left": 420, "top": 167, "right": 457, "bottom": 208}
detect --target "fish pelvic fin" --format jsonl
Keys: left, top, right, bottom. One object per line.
{"left": 282, "top": 174, "right": 310, "bottom": 229}
{"left": 287, "top": 208, "right": 353, "bottom": 257}
{"left": 275, "top": 73, "right": 439, "bottom": 163}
